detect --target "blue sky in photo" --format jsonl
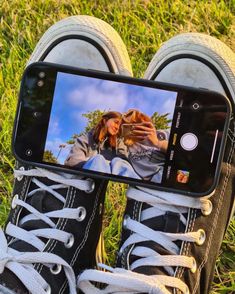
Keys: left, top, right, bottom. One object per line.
{"left": 44, "top": 72, "right": 178, "bottom": 164}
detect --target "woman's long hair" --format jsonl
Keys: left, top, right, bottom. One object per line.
{"left": 93, "top": 111, "right": 122, "bottom": 147}
{"left": 121, "top": 109, "right": 152, "bottom": 146}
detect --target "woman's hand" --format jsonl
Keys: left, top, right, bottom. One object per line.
{"left": 131, "top": 121, "right": 158, "bottom": 144}
{"left": 131, "top": 122, "right": 168, "bottom": 152}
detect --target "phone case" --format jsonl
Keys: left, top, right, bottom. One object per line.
{"left": 12, "top": 61, "right": 232, "bottom": 197}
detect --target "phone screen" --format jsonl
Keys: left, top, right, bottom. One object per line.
{"left": 14, "top": 62, "right": 231, "bottom": 196}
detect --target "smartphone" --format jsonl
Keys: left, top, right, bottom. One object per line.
{"left": 121, "top": 123, "right": 144, "bottom": 138}
{"left": 12, "top": 62, "right": 231, "bottom": 196}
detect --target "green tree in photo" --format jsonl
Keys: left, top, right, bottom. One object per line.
{"left": 67, "top": 109, "right": 106, "bottom": 145}
{"left": 82, "top": 109, "right": 106, "bottom": 133}
{"left": 66, "top": 134, "right": 79, "bottom": 145}
{"left": 43, "top": 150, "right": 58, "bottom": 164}
{"left": 151, "top": 112, "right": 172, "bottom": 130}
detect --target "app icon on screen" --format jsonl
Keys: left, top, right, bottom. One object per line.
{"left": 176, "top": 170, "right": 189, "bottom": 184}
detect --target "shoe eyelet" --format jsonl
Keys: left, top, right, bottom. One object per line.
{"left": 85, "top": 179, "right": 95, "bottom": 193}
{"left": 196, "top": 229, "right": 206, "bottom": 245}
{"left": 123, "top": 215, "right": 130, "bottom": 229}
{"left": 190, "top": 257, "right": 197, "bottom": 273}
{"left": 77, "top": 206, "right": 86, "bottom": 222}
{"left": 50, "top": 264, "right": 62, "bottom": 275}
{"left": 45, "top": 284, "right": 51, "bottom": 294}
{"left": 12, "top": 194, "right": 19, "bottom": 209}
{"left": 16, "top": 166, "right": 25, "bottom": 181}
{"left": 64, "top": 234, "right": 74, "bottom": 248}
{"left": 201, "top": 200, "right": 212, "bottom": 216}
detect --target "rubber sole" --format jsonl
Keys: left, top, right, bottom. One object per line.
{"left": 144, "top": 33, "right": 235, "bottom": 104}
{"left": 28, "top": 15, "right": 133, "bottom": 76}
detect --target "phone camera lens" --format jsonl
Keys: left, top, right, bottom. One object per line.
{"left": 38, "top": 71, "right": 45, "bottom": 78}
{"left": 37, "top": 80, "right": 44, "bottom": 87}
{"left": 25, "top": 149, "right": 32, "bottom": 156}
{"left": 33, "top": 112, "right": 41, "bottom": 118}
{"left": 192, "top": 102, "right": 200, "bottom": 110}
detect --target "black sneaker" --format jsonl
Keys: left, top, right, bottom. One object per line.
{"left": 0, "top": 15, "right": 132, "bottom": 294}
{"left": 77, "top": 33, "right": 235, "bottom": 294}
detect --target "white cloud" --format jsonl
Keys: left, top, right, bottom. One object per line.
{"left": 66, "top": 81, "right": 129, "bottom": 112}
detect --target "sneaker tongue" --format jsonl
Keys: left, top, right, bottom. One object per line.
{"left": 28, "top": 188, "right": 63, "bottom": 213}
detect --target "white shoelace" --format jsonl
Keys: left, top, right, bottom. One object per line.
{"left": 78, "top": 186, "right": 211, "bottom": 294}
{"left": 0, "top": 167, "right": 94, "bottom": 294}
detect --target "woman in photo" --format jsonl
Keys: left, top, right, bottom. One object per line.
{"left": 111, "top": 109, "right": 169, "bottom": 183}
{"left": 65, "top": 111, "right": 128, "bottom": 173}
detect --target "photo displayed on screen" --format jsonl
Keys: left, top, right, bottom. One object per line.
{"left": 43, "top": 72, "right": 178, "bottom": 184}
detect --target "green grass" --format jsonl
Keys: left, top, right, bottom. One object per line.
{"left": 0, "top": 0, "right": 234, "bottom": 292}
